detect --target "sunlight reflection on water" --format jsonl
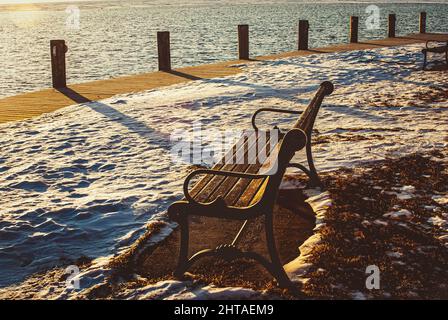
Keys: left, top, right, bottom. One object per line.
{"left": 0, "top": 1, "right": 447, "bottom": 97}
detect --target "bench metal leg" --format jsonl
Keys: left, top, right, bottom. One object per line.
{"left": 174, "top": 215, "right": 190, "bottom": 279}
{"left": 173, "top": 211, "right": 297, "bottom": 292}
{"left": 285, "top": 142, "right": 323, "bottom": 188}
{"left": 305, "top": 138, "right": 322, "bottom": 187}
{"left": 423, "top": 51, "right": 427, "bottom": 70}
{"left": 287, "top": 140, "right": 323, "bottom": 189}
{"left": 183, "top": 246, "right": 279, "bottom": 280}
{"left": 264, "top": 212, "right": 295, "bottom": 289}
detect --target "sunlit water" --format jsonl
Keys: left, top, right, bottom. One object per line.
{"left": 0, "top": 1, "right": 447, "bottom": 98}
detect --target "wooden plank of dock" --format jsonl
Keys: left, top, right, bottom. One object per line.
{"left": 0, "top": 61, "right": 242, "bottom": 123}
{"left": 0, "top": 33, "right": 442, "bottom": 124}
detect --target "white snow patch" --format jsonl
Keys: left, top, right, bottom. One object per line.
{"left": 352, "top": 291, "right": 367, "bottom": 300}
{"left": 427, "top": 216, "right": 447, "bottom": 228}
{"left": 120, "top": 280, "right": 262, "bottom": 300}
{"left": 279, "top": 174, "right": 307, "bottom": 190}
{"left": 305, "top": 191, "right": 332, "bottom": 228}
{"left": 383, "top": 209, "right": 413, "bottom": 220}
{"left": 386, "top": 251, "right": 403, "bottom": 259}
{"left": 284, "top": 190, "right": 331, "bottom": 282}
{"left": 373, "top": 219, "right": 388, "bottom": 226}
{"left": 432, "top": 194, "right": 448, "bottom": 206}
{"left": 391, "top": 185, "right": 416, "bottom": 200}
{"left": 400, "top": 185, "right": 416, "bottom": 193}
{"left": 361, "top": 220, "right": 372, "bottom": 227}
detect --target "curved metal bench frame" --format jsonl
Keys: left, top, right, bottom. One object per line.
{"left": 168, "top": 81, "right": 334, "bottom": 290}
{"left": 422, "top": 40, "right": 448, "bottom": 70}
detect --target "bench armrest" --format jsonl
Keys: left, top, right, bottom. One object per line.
{"left": 425, "top": 40, "right": 448, "bottom": 49}
{"left": 184, "top": 169, "right": 268, "bottom": 204}
{"left": 251, "top": 108, "right": 303, "bottom": 131}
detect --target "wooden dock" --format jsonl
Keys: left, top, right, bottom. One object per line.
{"left": 0, "top": 33, "right": 444, "bottom": 124}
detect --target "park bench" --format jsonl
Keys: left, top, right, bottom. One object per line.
{"left": 168, "top": 81, "right": 334, "bottom": 289}
{"left": 422, "top": 40, "right": 448, "bottom": 70}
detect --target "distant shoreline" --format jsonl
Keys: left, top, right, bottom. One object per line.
{"left": 1, "top": 1, "right": 447, "bottom": 13}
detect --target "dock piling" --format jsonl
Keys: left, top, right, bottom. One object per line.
{"left": 238, "top": 24, "right": 249, "bottom": 60}
{"left": 50, "top": 40, "right": 67, "bottom": 89}
{"left": 420, "top": 12, "right": 427, "bottom": 33}
{"left": 388, "top": 14, "right": 396, "bottom": 38}
{"left": 298, "top": 20, "right": 309, "bottom": 50}
{"left": 350, "top": 16, "right": 359, "bottom": 43}
{"left": 157, "top": 31, "right": 171, "bottom": 71}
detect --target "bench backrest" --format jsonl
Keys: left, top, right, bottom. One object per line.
{"left": 261, "top": 81, "right": 334, "bottom": 174}
{"left": 180, "top": 81, "right": 334, "bottom": 211}
{"left": 293, "top": 81, "right": 334, "bottom": 136}
{"left": 256, "top": 81, "right": 333, "bottom": 208}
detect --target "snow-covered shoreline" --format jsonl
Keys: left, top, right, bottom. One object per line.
{"left": 0, "top": 43, "right": 446, "bottom": 296}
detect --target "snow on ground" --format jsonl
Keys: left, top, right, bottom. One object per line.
{"left": 117, "top": 280, "right": 263, "bottom": 300}
{"left": 0, "top": 44, "right": 447, "bottom": 297}
{"left": 284, "top": 191, "right": 331, "bottom": 284}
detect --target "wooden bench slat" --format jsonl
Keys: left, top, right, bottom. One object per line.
{"left": 232, "top": 143, "right": 281, "bottom": 207}
{"left": 206, "top": 132, "right": 273, "bottom": 204}
{"left": 188, "top": 131, "right": 256, "bottom": 199}
{"left": 224, "top": 137, "right": 279, "bottom": 206}
{"left": 193, "top": 131, "right": 260, "bottom": 202}
{"left": 248, "top": 178, "right": 270, "bottom": 206}
{"left": 233, "top": 177, "right": 268, "bottom": 207}
{"left": 207, "top": 164, "right": 258, "bottom": 203}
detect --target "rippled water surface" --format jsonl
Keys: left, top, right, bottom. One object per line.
{"left": 1, "top": 1, "right": 447, "bottom": 98}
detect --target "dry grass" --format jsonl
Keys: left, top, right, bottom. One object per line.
{"left": 302, "top": 151, "right": 448, "bottom": 299}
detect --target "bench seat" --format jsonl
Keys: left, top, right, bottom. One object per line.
{"left": 189, "top": 131, "right": 276, "bottom": 209}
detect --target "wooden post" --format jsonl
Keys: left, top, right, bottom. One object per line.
{"left": 50, "top": 40, "right": 67, "bottom": 88}
{"left": 157, "top": 31, "right": 171, "bottom": 71}
{"left": 350, "top": 16, "right": 359, "bottom": 43}
{"left": 238, "top": 24, "right": 249, "bottom": 60}
{"left": 420, "top": 12, "right": 427, "bottom": 33}
{"left": 298, "top": 20, "right": 309, "bottom": 50}
{"left": 388, "top": 14, "right": 396, "bottom": 38}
